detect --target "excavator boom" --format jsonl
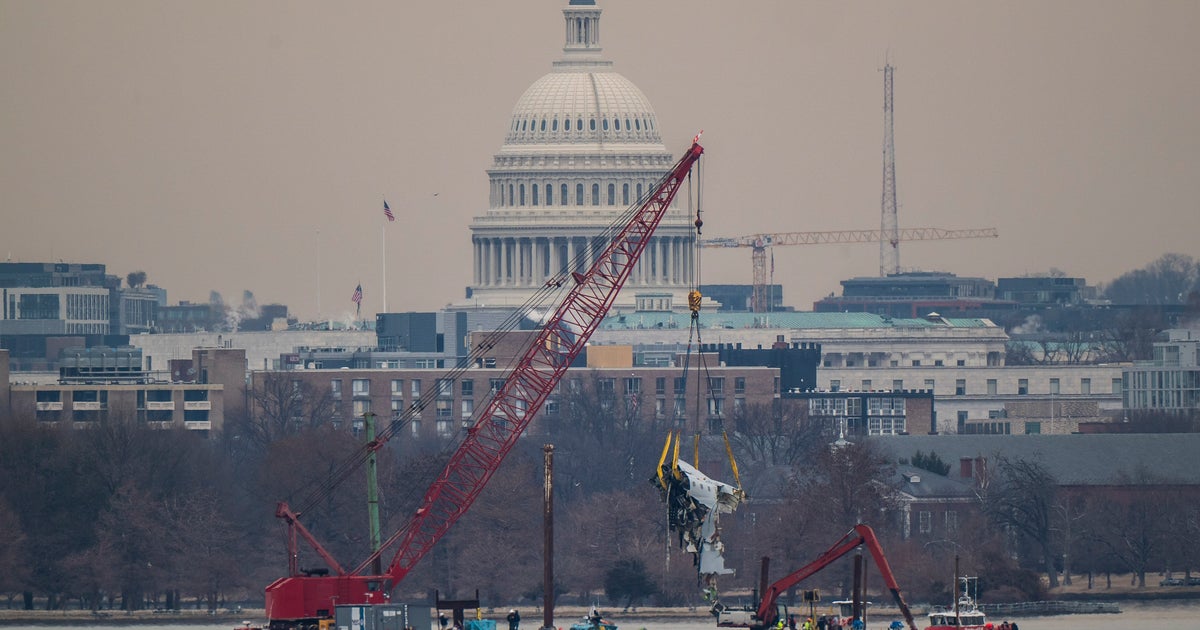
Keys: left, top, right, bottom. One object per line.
{"left": 718, "top": 524, "right": 916, "bottom": 630}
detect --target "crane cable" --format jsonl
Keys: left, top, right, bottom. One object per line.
{"left": 672, "top": 161, "right": 742, "bottom": 491}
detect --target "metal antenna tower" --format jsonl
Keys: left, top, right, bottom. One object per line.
{"left": 879, "top": 62, "right": 900, "bottom": 276}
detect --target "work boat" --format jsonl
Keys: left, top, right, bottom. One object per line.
{"left": 927, "top": 577, "right": 987, "bottom": 630}
{"left": 569, "top": 608, "right": 617, "bottom": 630}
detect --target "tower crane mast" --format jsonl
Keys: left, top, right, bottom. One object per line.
{"left": 700, "top": 227, "right": 998, "bottom": 312}
{"left": 262, "top": 140, "right": 705, "bottom": 630}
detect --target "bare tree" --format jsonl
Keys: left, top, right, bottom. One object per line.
{"left": 727, "top": 401, "right": 823, "bottom": 466}
{"left": 1083, "top": 469, "right": 1176, "bottom": 587}
{"left": 1103, "top": 253, "right": 1200, "bottom": 305}
{"left": 982, "top": 456, "right": 1061, "bottom": 588}
{"left": 242, "top": 372, "right": 338, "bottom": 447}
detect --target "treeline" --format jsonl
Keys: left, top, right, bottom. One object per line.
{"left": 2, "top": 389, "right": 1199, "bottom": 613}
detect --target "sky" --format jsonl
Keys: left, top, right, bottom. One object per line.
{"left": 2, "top": 1, "right": 1198, "bottom": 321}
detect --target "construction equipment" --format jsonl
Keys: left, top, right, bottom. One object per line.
{"left": 714, "top": 524, "right": 917, "bottom": 630}
{"left": 260, "top": 140, "right": 705, "bottom": 630}
{"left": 699, "top": 227, "right": 999, "bottom": 312}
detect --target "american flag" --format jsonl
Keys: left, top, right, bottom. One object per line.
{"left": 351, "top": 284, "right": 363, "bottom": 305}
{"left": 383, "top": 200, "right": 394, "bottom": 222}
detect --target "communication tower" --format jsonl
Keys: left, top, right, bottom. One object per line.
{"left": 880, "top": 62, "right": 900, "bottom": 276}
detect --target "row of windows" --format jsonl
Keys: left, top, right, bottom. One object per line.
{"left": 916, "top": 510, "right": 958, "bottom": 535}
{"left": 338, "top": 376, "right": 746, "bottom": 398}
{"left": 509, "top": 114, "right": 656, "bottom": 135}
{"left": 497, "top": 181, "right": 650, "bottom": 208}
{"left": 829, "top": 377, "right": 1119, "bottom": 396}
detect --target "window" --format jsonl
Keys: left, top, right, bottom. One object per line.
{"left": 912, "top": 360, "right": 921, "bottom": 366}
{"left": 1025, "top": 421, "right": 1042, "bottom": 434}
{"left": 545, "top": 184, "right": 552, "bottom": 205}
{"left": 918, "top": 511, "right": 932, "bottom": 534}
{"left": 957, "top": 359, "right": 966, "bottom": 366}
{"left": 519, "top": 184, "right": 525, "bottom": 206}
{"left": 674, "top": 396, "right": 686, "bottom": 418}
{"left": 437, "top": 379, "right": 453, "bottom": 398}
{"left": 674, "top": 376, "right": 686, "bottom": 393}
{"left": 411, "top": 379, "right": 421, "bottom": 397}
{"left": 893, "top": 379, "right": 903, "bottom": 391}
{"left": 461, "top": 380, "right": 473, "bottom": 398}
{"left": 655, "top": 377, "right": 666, "bottom": 394}
{"left": 945, "top": 511, "right": 958, "bottom": 534}
{"left": 1049, "top": 378, "right": 1060, "bottom": 395}
{"left": 957, "top": 410, "right": 968, "bottom": 429}
{"left": 1081, "top": 378, "right": 1091, "bottom": 395}
{"left": 462, "top": 398, "right": 474, "bottom": 418}
{"left": 561, "top": 184, "right": 568, "bottom": 205}
{"left": 924, "top": 379, "right": 935, "bottom": 391}
{"left": 830, "top": 379, "right": 840, "bottom": 392}
{"left": 531, "top": 184, "right": 538, "bottom": 206}
{"left": 987, "top": 379, "right": 997, "bottom": 395}
{"left": 735, "top": 377, "right": 746, "bottom": 394}
{"left": 392, "top": 399, "right": 404, "bottom": 418}
{"left": 353, "top": 399, "right": 371, "bottom": 419}
{"left": 622, "top": 183, "right": 630, "bottom": 205}
{"left": 576, "top": 183, "right": 584, "bottom": 205}
{"left": 655, "top": 398, "right": 665, "bottom": 418}
{"left": 955, "top": 379, "right": 966, "bottom": 396}
{"left": 624, "top": 377, "right": 641, "bottom": 395}
{"left": 597, "top": 378, "right": 615, "bottom": 395}
{"left": 436, "top": 399, "right": 452, "bottom": 418}
{"left": 708, "top": 377, "right": 725, "bottom": 393}
{"left": 331, "top": 380, "right": 342, "bottom": 399}
{"left": 490, "top": 378, "right": 505, "bottom": 393}
{"left": 391, "top": 379, "right": 404, "bottom": 396}
{"left": 708, "top": 397, "right": 724, "bottom": 417}
{"left": 861, "top": 379, "right": 871, "bottom": 391}
{"left": 352, "top": 379, "right": 369, "bottom": 396}
{"left": 607, "top": 183, "right": 615, "bottom": 205}
{"left": 1112, "top": 378, "right": 1122, "bottom": 394}
{"left": 1018, "top": 379, "right": 1029, "bottom": 395}
{"left": 591, "top": 183, "right": 600, "bottom": 205}
{"left": 934, "top": 359, "right": 944, "bottom": 366}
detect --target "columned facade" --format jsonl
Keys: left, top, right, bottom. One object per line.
{"left": 462, "top": 0, "right": 697, "bottom": 312}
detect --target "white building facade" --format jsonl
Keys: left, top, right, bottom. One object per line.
{"left": 464, "top": 0, "right": 698, "bottom": 312}
{"left": 1124, "top": 328, "right": 1200, "bottom": 412}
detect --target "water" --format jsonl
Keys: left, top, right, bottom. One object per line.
{"left": 5, "top": 602, "right": 1199, "bottom": 630}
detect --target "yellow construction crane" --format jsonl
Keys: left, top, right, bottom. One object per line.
{"left": 699, "top": 227, "right": 999, "bottom": 312}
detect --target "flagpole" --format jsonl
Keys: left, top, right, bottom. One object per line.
{"left": 382, "top": 221, "right": 387, "bottom": 315}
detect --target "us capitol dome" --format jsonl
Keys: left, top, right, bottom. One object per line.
{"left": 464, "top": 0, "right": 699, "bottom": 313}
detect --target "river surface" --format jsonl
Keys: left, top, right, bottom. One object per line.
{"left": 4, "top": 601, "right": 1199, "bottom": 630}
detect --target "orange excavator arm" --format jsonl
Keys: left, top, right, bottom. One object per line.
{"left": 754, "top": 524, "right": 916, "bottom": 630}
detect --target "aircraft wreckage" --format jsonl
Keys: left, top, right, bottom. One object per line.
{"left": 651, "top": 431, "right": 748, "bottom": 594}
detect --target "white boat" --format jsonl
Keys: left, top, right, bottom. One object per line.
{"left": 926, "top": 577, "right": 987, "bottom": 630}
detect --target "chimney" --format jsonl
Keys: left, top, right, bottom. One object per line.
{"left": 960, "top": 457, "right": 974, "bottom": 478}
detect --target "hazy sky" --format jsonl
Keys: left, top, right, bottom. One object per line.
{"left": 2, "top": 1, "right": 1198, "bottom": 321}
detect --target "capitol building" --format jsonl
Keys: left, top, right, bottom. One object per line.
{"left": 464, "top": 0, "right": 699, "bottom": 313}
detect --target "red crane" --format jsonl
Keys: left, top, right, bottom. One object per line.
{"left": 262, "top": 140, "right": 705, "bottom": 630}
{"left": 715, "top": 524, "right": 917, "bottom": 630}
